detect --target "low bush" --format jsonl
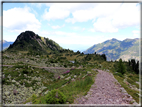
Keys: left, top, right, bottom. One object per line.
{"left": 32, "top": 94, "right": 39, "bottom": 104}
{"left": 45, "top": 89, "right": 66, "bottom": 104}
{"left": 114, "top": 72, "right": 123, "bottom": 77}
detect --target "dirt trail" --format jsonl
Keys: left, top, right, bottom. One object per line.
{"left": 74, "top": 69, "right": 138, "bottom": 105}
{"left": 2, "top": 65, "right": 69, "bottom": 69}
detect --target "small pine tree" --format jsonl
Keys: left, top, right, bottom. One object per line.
{"left": 131, "top": 59, "right": 136, "bottom": 71}
{"left": 101, "top": 54, "right": 107, "bottom": 61}
{"left": 117, "top": 58, "right": 126, "bottom": 75}
{"left": 135, "top": 61, "right": 139, "bottom": 74}
{"left": 128, "top": 60, "right": 131, "bottom": 66}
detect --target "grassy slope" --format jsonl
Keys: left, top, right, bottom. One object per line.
{"left": 2, "top": 50, "right": 140, "bottom": 104}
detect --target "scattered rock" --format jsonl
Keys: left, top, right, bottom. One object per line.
{"left": 41, "top": 86, "right": 47, "bottom": 90}
{"left": 26, "top": 60, "right": 29, "bottom": 62}
{"left": 135, "top": 81, "right": 139, "bottom": 84}
{"left": 26, "top": 102, "right": 32, "bottom": 104}
{"left": 5, "top": 91, "right": 10, "bottom": 96}
{"left": 2, "top": 74, "right": 5, "bottom": 79}
{"left": 13, "top": 89, "right": 18, "bottom": 95}
{"left": 60, "top": 75, "right": 64, "bottom": 79}
{"left": 44, "top": 90, "right": 49, "bottom": 95}
{"left": 87, "top": 71, "right": 91, "bottom": 74}
{"left": 12, "top": 80, "right": 16, "bottom": 83}
{"left": 37, "top": 90, "right": 42, "bottom": 94}
{"left": 71, "top": 78, "right": 75, "bottom": 81}
{"left": 15, "top": 68, "right": 19, "bottom": 70}
{"left": 65, "top": 76, "right": 71, "bottom": 80}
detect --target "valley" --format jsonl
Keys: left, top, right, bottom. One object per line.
{"left": 1, "top": 31, "right": 141, "bottom": 105}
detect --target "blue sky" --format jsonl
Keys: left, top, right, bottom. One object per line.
{"left": 2, "top": 3, "right": 140, "bottom": 51}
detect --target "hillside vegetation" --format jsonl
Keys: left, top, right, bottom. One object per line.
{"left": 84, "top": 38, "right": 140, "bottom": 61}
{"left": 2, "top": 31, "right": 140, "bottom": 104}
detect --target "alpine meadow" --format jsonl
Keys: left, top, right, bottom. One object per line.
{"left": 2, "top": 2, "right": 141, "bottom": 106}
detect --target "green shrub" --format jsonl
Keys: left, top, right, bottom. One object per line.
{"left": 32, "top": 94, "right": 37, "bottom": 104}
{"left": 45, "top": 89, "right": 66, "bottom": 104}
{"left": 64, "top": 64, "right": 67, "bottom": 68}
{"left": 25, "top": 81, "right": 31, "bottom": 87}
{"left": 114, "top": 72, "right": 123, "bottom": 77}
{"left": 22, "top": 70, "right": 29, "bottom": 74}
{"left": 39, "top": 96, "right": 46, "bottom": 104}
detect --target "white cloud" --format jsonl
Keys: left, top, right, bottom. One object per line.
{"left": 3, "top": 6, "right": 41, "bottom": 33}
{"left": 132, "top": 30, "right": 140, "bottom": 37}
{"left": 71, "top": 26, "right": 80, "bottom": 30}
{"left": 112, "top": 3, "right": 140, "bottom": 28}
{"left": 39, "top": 30, "right": 104, "bottom": 47}
{"left": 51, "top": 24, "right": 65, "bottom": 29}
{"left": 88, "top": 28, "right": 95, "bottom": 32}
{"left": 39, "top": 30, "right": 50, "bottom": 35}
{"left": 65, "top": 18, "right": 76, "bottom": 24}
{"left": 43, "top": 3, "right": 98, "bottom": 21}
{"left": 52, "top": 25, "right": 61, "bottom": 29}
{"left": 65, "top": 3, "right": 140, "bottom": 32}
{"left": 65, "top": 3, "right": 121, "bottom": 23}
{"left": 42, "top": 6, "right": 70, "bottom": 21}
{"left": 93, "top": 17, "right": 118, "bottom": 33}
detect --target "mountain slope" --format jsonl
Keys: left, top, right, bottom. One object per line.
{"left": 83, "top": 38, "right": 139, "bottom": 61}
{"left": 6, "top": 31, "right": 63, "bottom": 54}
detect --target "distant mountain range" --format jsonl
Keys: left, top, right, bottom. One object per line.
{"left": 83, "top": 38, "right": 139, "bottom": 61}
{"left": 0, "top": 40, "right": 13, "bottom": 51}
{"left": 2, "top": 31, "right": 140, "bottom": 61}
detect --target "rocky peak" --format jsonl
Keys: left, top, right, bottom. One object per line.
{"left": 16, "top": 31, "right": 40, "bottom": 42}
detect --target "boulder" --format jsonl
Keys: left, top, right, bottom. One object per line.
{"left": 26, "top": 102, "right": 32, "bottom": 104}
{"left": 13, "top": 89, "right": 18, "bottom": 95}
{"left": 41, "top": 86, "right": 47, "bottom": 90}
{"left": 44, "top": 90, "right": 49, "bottom": 95}
{"left": 26, "top": 60, "right": 29, "bottom": 62}
{"left": 2, "top": 74, "right": 5, "bottom": 79}
{"left": 65, "top": 76, "right": 71, "bottom": 80}
{"left": 15, "top": 68, "right": 19, "bottom": 70}
{"left": 87, "top": 71, "right": 91, "bottom": 74}
{"left": 37, "top": 90, "right": 42, "bottom": 94}
{"left": 60, "top": 75, "right": 64, "bottom": 79}
{"left": 5, "top": 91, "right": 10, "bottom": 96}
{"left": 74, "top": 75, "right": 77, "bottom": 78}
{"left": 136, "top": 81, "right": 140, "bottom": 84}
{"left": 12, "top": 80, "right": 16, "bottom": 83}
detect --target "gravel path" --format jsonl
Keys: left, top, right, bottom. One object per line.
{"left": 74, "top": 69, "right": 138, "bottom": 105}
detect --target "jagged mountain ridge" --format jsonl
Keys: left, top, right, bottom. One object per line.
{"left": 83, "top": 38, "right": 139, "bottom": 61}
{"left": 6, "top": 31, "right": 63, "bottom": 54}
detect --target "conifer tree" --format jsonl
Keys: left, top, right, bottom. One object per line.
{"left": 117, "top": 58, "right": 126, "bottom": 75}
